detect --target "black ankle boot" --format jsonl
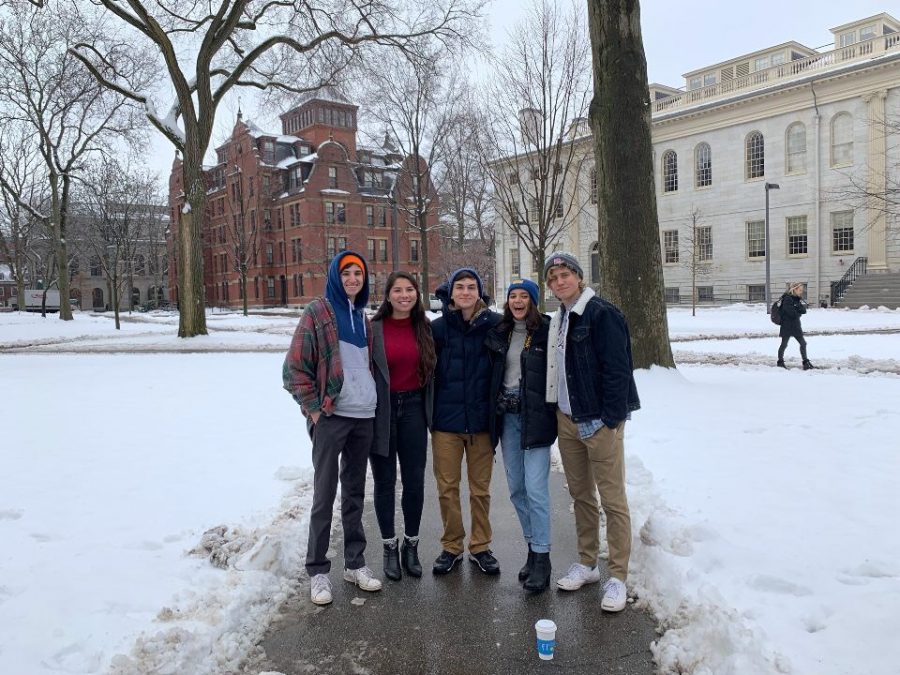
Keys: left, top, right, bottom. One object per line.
{"left": 524, "top": 552, "right": 551, "bottom": 593}
{"left": 383, "top": 539, "right": 401, "bottom": 581}
{"left": 802, "top": 360, "right": 815, "bottom": 370}
{"left": 518, "top": 545, "right": 535, "bottom": 583}
{"left": 519, "top": 544, "right": 534, "bottom": 582}
{"left": 777, "top": 359, "right": 788, "bottom": 369}
{"left": 400, "top": 537, "right": 422, "bottom": 578}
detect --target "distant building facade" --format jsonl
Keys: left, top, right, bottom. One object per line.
{"left": 167, "top": 90, "right": 442, "bottom": 309}
{"left": 494, "top": 13, "right": 900, "bottom": 306}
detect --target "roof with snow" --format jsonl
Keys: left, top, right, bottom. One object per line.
{"left": 292, "top": 86, "right": 354, "bottom": 107}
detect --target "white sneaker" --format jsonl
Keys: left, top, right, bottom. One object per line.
{"left": 556, "top": 562, "right": 601, "bottom": 591}
{"left": 601, "top": 577, "right": 627, "bottom": 612}
{"left": 310, "top": 573, "right": 333, "bottom": 605}
{"left": 343, "top": 566, "right": 383, "bottom": 592}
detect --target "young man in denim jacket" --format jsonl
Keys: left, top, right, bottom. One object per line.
{"left": 543, "top": 252, "right": 640, "bottom": 612}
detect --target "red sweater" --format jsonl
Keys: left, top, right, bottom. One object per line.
{"left": 383, "top": 315, "right": 420, "bottom": 392}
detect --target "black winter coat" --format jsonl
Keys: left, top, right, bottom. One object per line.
{"left": 778, "top": 293, "right": 807, "bottom": 338}
{"left": 486, "top": 316, "right": 558, "bottom": 450}
{"left": 431, "top": 301, "right": 501, "bottom": 437}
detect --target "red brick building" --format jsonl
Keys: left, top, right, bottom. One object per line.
{"left": 167, "top": 90, "right": 443, "bottom": 309}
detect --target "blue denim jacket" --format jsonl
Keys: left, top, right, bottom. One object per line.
{"left": 549, "top": 290, "right": 640, "bottom": 426}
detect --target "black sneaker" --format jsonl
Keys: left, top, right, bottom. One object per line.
{"left": 432, "top": 550, "right": 463, "bottom": 575}
{"left": 469, "top": 550, "right": 500, "bottom": 575}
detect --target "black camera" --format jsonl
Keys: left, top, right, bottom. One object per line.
{"left": 496, "top": 390, "right": 521, "bottom": 415}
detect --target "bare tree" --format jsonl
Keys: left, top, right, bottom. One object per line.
{"left": 79, "top": 158, "right": 156, "bottom": 329}
{"left": 827, "top": 115, "right": 900, "bottom": 244}
{"left": 221, "top": 166, "right": 262, "bottom": 316}
{"left": 0, "top": 1, "right": 150, "bottom": 321}
{"left": 69, "top": 0, "right": 481, "bottom": 337}
{"left": 678, "top": 207, "right": 716, "bottom": 317}
{"left": 483, "top": 0, "right": 591, "bottom": 308}
{"left": 437, "top": 102, "right": 495, "bottom": 290}
{"left": 587, "top": 0, "right": 674, "bottom": 368}
{"left": 0, "top": 123, "right": 44, "bottom": 311}
{"left": 362, "top": 39, "right": 465, "bottom": 290}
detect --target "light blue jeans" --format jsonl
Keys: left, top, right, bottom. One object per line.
{"left": 500, "top": 412, "right": 551, "bottom": 553}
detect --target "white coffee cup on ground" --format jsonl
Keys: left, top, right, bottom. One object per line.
{"left": 535, "top": 619, "right": 557, "bottom": 660}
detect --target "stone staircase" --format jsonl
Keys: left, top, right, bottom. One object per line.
{"left": 835, "top": 272, "right": 900, "bottom": 309}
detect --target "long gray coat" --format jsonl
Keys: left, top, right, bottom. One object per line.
{"left": 370, "top": 318, "right": 435, "bottom": 457}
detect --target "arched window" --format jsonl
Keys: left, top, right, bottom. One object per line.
{"left": 662, "top": 150, "right": 678, "bottom": 192}
{"left": 786, "top": 123, "right": 807, "bottom": 174}
{"left": 92, "top": 287, "right": 104, "bottom": 309}
{"left": 694, "top": 143, "right": 712, "bottom": 187}
{"left": 745, "top": 131, "right": 765, "bottom": 179}
{"left": 590, "top": 242, "right": 601, "bottom": 285}
{"left": 831, "top": 113, "right": 853, "bottom": 166}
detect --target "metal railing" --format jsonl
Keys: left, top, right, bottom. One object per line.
{"left": 653, "top": 34, "right": 900, "bottom": 116}
{"left": 830, "top": 256, "right": 868, "bottom": 304}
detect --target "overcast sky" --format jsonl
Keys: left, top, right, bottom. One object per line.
{"left": 146, "top": 1, "right": 893, "bottom": 182}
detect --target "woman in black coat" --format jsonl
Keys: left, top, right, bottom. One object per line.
{"left": 777, "top": 282, "right": 814, "bottom": 370}
{"left": 486, "top": 279, "right": 558, "bottom": 592}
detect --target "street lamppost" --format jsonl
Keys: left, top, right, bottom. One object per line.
{"left": 764, "top": 182, "right": 780, "bottom": 308}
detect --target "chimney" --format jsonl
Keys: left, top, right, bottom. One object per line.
{"left": 517, "top": 107, "right": 542, "bottom": 147}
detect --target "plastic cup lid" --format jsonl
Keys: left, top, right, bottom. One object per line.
{"left": 535, "top": 619, "right": 557, "bottom": 632}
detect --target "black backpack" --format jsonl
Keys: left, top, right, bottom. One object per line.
{"left": 770, "top": 298, "right": 783, "bottom": 325}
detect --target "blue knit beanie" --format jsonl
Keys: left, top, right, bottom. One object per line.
{"left": 506, "top": 278, "right": 539, "bottom": 306}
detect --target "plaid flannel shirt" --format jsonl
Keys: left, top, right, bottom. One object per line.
{"left": 282, "top": 297, "right": 372, "bottom": 417}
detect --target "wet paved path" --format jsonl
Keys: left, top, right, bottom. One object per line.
{"left": 252, "top": 454, "right": 659, "bottom": 675}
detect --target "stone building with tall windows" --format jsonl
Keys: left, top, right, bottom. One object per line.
{"left": 493, "top": 13, "right": 900, "bottom": 307}
{"left": 167, "top": 89, "right": 442, "bottom": 310}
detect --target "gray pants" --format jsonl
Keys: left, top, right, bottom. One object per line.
{"left": 306, "top": 414, "right": 374, "bottom": 576}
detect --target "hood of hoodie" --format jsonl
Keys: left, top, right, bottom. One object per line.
{"left": 326, "top": 251, "right": 370, "bottom": 309}
{"left": 435, "top": 267, "right": 490, "bottom": 312}
{"left": 325, "top": 251, "right": 369, "bottom": 348}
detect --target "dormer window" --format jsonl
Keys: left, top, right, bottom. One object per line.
{"left": 689, "top": 77, "right": 702, "bottom": 90}
{"left": 840, "top": 31, "right": 857, "bottom": 47}
{"left": 860, "top": 24, "right": 876, "bottom": 41}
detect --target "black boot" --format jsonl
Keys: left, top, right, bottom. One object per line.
{"left": 401, "top": 536, "right": 422, "bottom": 578}
{"left": 523, "top": 552, "right": 551, "bottom": 593}
{"left": 518, "top": 545, "right": 535, "bottom": 583}
{"left": 777, "top": 359, "right": 788, "bottom": 369}
{"left": 802, "top": 360, "right": 815, "bottom": 370}
{"left": 383, "top": 538, "right": 401, "bottom": 581}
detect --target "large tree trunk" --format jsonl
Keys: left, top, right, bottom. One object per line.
{"left": 178, "top": 145, "right": 208, "bottom": 337}
{"left": 50, "top": 174, "right": 74, "bottom": 321}
{"left": 587, "top": 0, "right": 674, "bottom": 369}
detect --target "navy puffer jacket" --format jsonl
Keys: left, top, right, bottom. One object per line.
{"left": 430, "top": 281, "right": 500, "bottom": 437}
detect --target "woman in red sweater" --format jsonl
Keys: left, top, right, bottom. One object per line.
{"left": 370, "top": 272, "right": 437, "bottom": 580}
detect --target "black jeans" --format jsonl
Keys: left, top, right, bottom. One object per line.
{"left": 306, "top": 414, "right": 373, "bottom": 576}
{"left": 369, "top": 390, "right": 427, "bottom": 539}
{"left": 778, "top": 333, "right": 808, "bottom": 361}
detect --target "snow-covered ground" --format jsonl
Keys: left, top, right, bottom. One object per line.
{"left": 1, "top": 305, "right": 898, "bottom": 675}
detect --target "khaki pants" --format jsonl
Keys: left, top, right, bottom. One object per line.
{"left": 432, "top": 431, "right": 494, "bottom": 555}
{"left": 556, "top": 411, "right": 631, "bottom": 581}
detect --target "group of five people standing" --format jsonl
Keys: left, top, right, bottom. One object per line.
{"left": 282, "top": 249, "right": 640, "bottom": 611}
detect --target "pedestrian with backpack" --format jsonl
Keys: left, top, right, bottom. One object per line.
{"left": 776, "top": 282, "right": 815, "bottom": 370}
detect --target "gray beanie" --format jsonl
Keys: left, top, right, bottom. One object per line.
{"left": 543, "top": 251, "right": 583, "bottom": 281}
